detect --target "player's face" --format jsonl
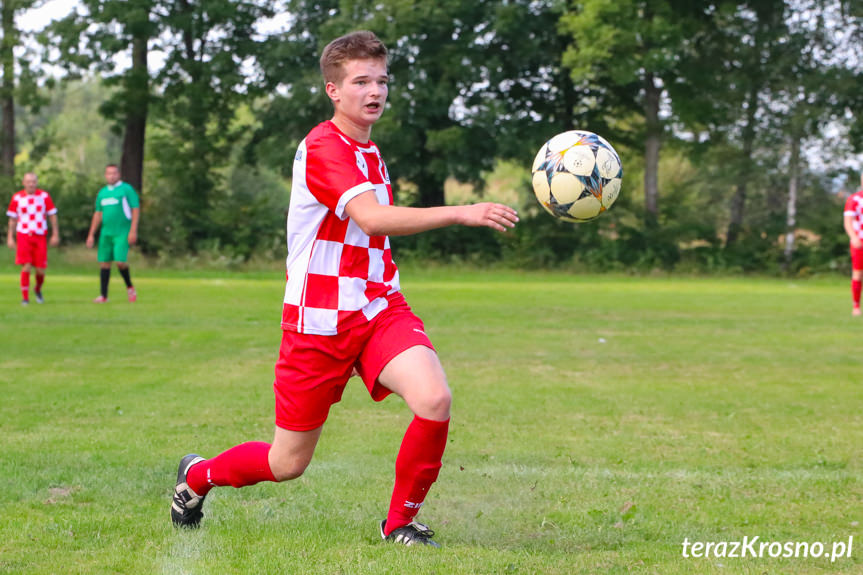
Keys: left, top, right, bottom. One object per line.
{"left": 327, "top": 58, "right": 388, "bottom": 133}
{"left": 22, "top": 174, "right": 37, "bottom": 194}
{"left": 105, "top": 166, "right": 120, "bottom": 185}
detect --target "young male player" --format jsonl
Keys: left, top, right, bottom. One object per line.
{"left": 6, "top": 173, "right": 59, "bottom": 305}
{"left": 85, "top": 164, "right": 140, "bottom": 303}
{"left": 844, "top": 172, "right": 863, "bottom": 316}
{"left": 170, "top": 31, "right": 518, "bottom": 547}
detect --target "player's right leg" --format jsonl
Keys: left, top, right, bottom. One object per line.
{"left": 94, "top": 234, "right": 114, "bottom": 303}
{"left": 171, "top": 427, "right": 322, "bottom": 528}
{"left": 171, "top": 329, "right": 355, "bottom": 528}
{"left": 16, "top": 234, "right": 31, "bottom": 305}
{"left": 19, "top": 263, "right": 31, "bottom": 305}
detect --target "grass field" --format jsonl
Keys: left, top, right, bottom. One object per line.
{"left": 1, "top": 268, "right": 861, "bottom": 574}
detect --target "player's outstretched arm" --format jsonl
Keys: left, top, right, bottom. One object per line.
{"left": 345, "top": 191, "right": 518, "bottom": 237}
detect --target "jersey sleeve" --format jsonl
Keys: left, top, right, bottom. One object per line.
{"left": 304, "top": 135, "right": 375, "bottom": 220}
{"left": 44, "top": 192, "right": 57, "bottom": 215}
{"left": 845, "top": 194, "right": 857, "bottom": 217}
{"left": 125, "top": 185, "right": 140, "bottom": 209}
{"left": 95, "top": 190, "right": 103, "bottom": 212}
{"left": 6, "top": 194, "right": 17, "bottom": 218}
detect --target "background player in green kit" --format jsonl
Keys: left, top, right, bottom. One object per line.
{"left": 86, "top": 164, "right": 140, "bottom": 303}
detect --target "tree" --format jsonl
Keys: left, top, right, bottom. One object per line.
{"left": 51, "top": 0, "right": 277, "bottom": 249}
{"left": 150, "top": 0, "right": 276, "bottom": 247}
{"left": 560, "top": 0, "right": 714, "bottom": 225}
{"left": 252, "top": 0, "right": 577, "bottom": 208}
{"left": 0, "top": 0, "right": 42, "bottom": 181}
{"left": 49, "top": 0, "right": 157, "bottom": 192}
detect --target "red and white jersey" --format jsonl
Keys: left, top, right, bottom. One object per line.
{"left": 282, "top": 121, "right": 401, "bottom": 335}
{"left": 844, "top": 189, "right": 863, "bottom": 241}
{"left": 6, "top": 189, "right": 57, "bottom": 235}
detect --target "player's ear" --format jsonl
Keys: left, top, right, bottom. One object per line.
{"left": 325, "top": 81, "right": 340, "bottom": 103}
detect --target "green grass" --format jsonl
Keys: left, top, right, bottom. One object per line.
{"left": 1, "top": 269, "right": 860, "bottom": 574}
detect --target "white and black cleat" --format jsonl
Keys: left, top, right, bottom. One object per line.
{"left": 380, "top": 519, "right": 441, "bottom": 548}
{"left": 171, "top": 454, "right": 206, "bottom": 528}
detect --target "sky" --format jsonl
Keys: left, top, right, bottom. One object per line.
{"left": 18, "top": 0, "right": 78, "bottom": 33}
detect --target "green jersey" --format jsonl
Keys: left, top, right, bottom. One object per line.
{"left": 95, "top": 181, "right": 139, "bottom": 236}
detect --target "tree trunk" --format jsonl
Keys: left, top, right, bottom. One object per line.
{"left": 643, "top": 72, "right": 662, "bottom": 224}
{"left": 783, "top": 134, "right": 800, "bottom": 271}
{"left": 0, "top": 1, "right": 15, "bottom": 180}
{"left": 120, "top": 32, "right": 149, "bottom": 193}
{"left": 726, "top": 84, "right": 759, "bottom": 246}
{"left": 417, "top": 169, "right": 446, "bottom": 208}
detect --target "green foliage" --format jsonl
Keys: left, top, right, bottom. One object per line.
{"left": 5, "top": 1, "right": 862, "bottom": 273}
{"left": 252, "top": 0, "right": 571, "bottom": 207}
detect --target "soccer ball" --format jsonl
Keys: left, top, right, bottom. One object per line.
{"left": 531, "top": 130, "right": 623, "bottom": 222}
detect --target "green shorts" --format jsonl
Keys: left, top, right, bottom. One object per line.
{"left": 98, "top": 232, "right": 130, "bottom": 263}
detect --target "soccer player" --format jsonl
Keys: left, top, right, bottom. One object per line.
{"left": 6, "top": 173, "right": 59, "bottom": 305}
{"left": 85, "top": 164, "right": 140, "bottom": 303}
{"left": 844, "top": 173, "right": 863, "bottom": 316}
{"left": 170, "top": 31, "right": 518, "bottom": 547}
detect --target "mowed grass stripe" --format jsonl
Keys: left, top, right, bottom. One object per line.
{"left": 0, "top": 271, "right": 860, "bottom": 574}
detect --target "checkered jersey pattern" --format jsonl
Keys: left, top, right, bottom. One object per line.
{"left": 845, "top": 190, "right": 863, "bottom": 240}
{"left": 282, "top": 121, "right": 401, "bottom": 335}
{"left": 7, "top": 190, "right": 57, "bottom": 235}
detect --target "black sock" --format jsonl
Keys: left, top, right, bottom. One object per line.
{"left": 100, "top": 268, "right": 110, "bottom": 298}
{"left": 119, "top": 266, "right": 133, "bottom": 288}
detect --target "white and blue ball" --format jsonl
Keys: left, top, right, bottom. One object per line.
{"left": 531, "top": 130, "right": 623, "bottom": 222}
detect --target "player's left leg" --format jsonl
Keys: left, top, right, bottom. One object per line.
{"left": 117, "top": 263, "right": 136, "bottom": 302}
{"left": 34, "top": 267, "right": 46, "bottom": 303}
{"left": 33, "top": 235, "right": 48, "bottom": 304}
{"left": 376, "top": 345, "right": 451, "bottom": 547}
{"left": 114, "top": 236, "right": 136, "bottom": 302}
{"left": 16, "top": 233, "right": 32, "bottom": 305}
{"left": 850, "top": 245, "right": 863, "bottom": 316}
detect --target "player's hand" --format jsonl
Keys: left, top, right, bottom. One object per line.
{"left": 128, "top": 231, "right": 137, "bottom": 245}
{"left": 852, "top": 237, "right": 862, "bottom": 250}
{"left": 86, "top": 235, "right": 94, "bottom": 249}
{"left": 50, "top": 234, "right": 60, "bottom": 247}
{"left": 460, "top": 203, "right": 519, "bottom": 232}
{"left": 6, "top": 236, "right": 14, "bottom": 250}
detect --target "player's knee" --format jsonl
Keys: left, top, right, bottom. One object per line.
{"left": 420, "top": 386, "right": 452, "bottom": 420}
{"left": 268, "top": 456, "right": 310, "bottom": 482}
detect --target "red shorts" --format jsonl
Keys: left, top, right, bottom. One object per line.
{"left": 273, "top": 297, "right": 435, "bottom": 431}
{"left": 16, "top": 233, "right": 48, "bottom": 268}
{"left": 852, "top": 245, "right": 863, "bottom": 271}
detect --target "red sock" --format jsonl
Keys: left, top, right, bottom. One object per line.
{"left": 20, "top": 270, "right": 29, "bottom": 301}
{"left": 186, "top": 441, "right": 276, "bottom": 496}
{"left": 384, "top": 416, "right": 449, "bottom": 535}
{"left": 35, "top": 273, "right": 44, "bottom": 293}
{"left": 854, "top": 280, "right": 862, "bottom": 307}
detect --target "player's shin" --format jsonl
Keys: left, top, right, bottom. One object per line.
{"left": 186, "top": 441, "right": 276, "bottom": 496}
{"left": 20, "top": 270, "right": 29, "bottom": 302}
{"left": 384, "top": 415, "right": 449, "bottom": 535}
{"left": 100, "top": 268, "right": 110, "bottom": 298}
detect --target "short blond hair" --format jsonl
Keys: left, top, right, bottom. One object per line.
{"left": 320, "top": 31, "right": 387, "bottom": 85}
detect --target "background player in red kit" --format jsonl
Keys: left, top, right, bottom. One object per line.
{"left": 6, "top": 172, "right": 59, "bottom": 305}
{"left": 171, "top": 30, "right": 518, "bottom": 546}
{"left": 843, "top": 172, "right": 863, "bottom": 316}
